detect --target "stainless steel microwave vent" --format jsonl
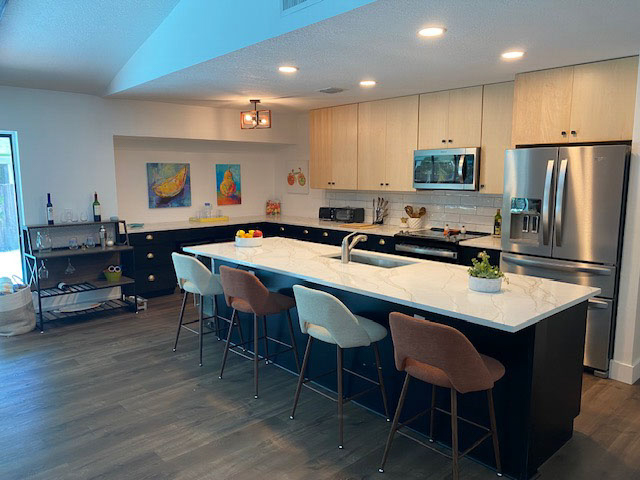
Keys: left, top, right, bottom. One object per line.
{"left": 318, "top": 87, "right": 345, "bottom": 94}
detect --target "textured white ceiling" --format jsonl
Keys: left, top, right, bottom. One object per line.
{"left": 111, "top": 0, "right": 640, "bottom": 111}
{"left": 0, "top": 0, "right": 180, "bottom": 94}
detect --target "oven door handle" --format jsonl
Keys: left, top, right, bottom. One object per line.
{"left": 458, "top": 155, "right": 466, "bottom": 183}
{"left": 395, "top": 243, "right": 458, "bottom": 259}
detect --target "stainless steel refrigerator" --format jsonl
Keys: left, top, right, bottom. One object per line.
{"left": 500, "top": 145, "right": 630, "bottom": 376}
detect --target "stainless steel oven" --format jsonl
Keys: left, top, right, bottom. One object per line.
{"left": 413, "top": 148, "right": 479, "bottom": 190}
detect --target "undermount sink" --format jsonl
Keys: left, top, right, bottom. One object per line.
{"left": 324, "top": 253, "right": 416, "bottom": 269}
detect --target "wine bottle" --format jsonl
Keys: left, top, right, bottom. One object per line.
{"left": 493, "top": 208, "right": 502, "bottom": 236}
{"left": 92, "top": 192, "right": 101, "bottom": 222}
{"left": 46, "top": 193, "right": 54, "bottom": 225}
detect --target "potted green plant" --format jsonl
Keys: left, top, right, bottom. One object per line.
{"left": 468, "top": 251, "right": 507, "bottom": 293}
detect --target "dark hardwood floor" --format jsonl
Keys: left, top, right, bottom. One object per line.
{"left": 1, "top": 293, "right": 638, "bottom": 480}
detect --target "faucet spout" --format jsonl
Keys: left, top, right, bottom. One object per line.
{"left": 341, "top": 232, "right": 368, "bottom": 263}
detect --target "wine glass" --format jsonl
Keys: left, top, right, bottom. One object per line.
{"left": 86, "top": 236, "right": 96, "bottom": 248}
{"left": 68, "top": 237, "right": 79, "bottom": 250}
{"left": 64, "top": 258, "right": 76, "bottom": 275}
{"left": 63, "top": 209, "right": 73, "bottom": 223}
{"left": 38, "top": 261, "right": 49, "bottom": 280}
{"left": 80, "top": 211, "right": 88, "bottom": 222}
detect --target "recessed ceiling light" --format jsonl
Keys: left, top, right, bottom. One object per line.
{"left": 278, "top": 66, "right": 298, "bottom": 73}
{"left": 501, "top": 50, "right": 525, "bottom": 60}
{"left": 418, "top": 26, "right": 446, "bottom": 37}
{"left": 360, "top": 80, "right": 376, "bottom": 87}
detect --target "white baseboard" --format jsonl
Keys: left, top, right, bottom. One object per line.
{"left": 609, "top": 358, "right": 640, "bottom": 384}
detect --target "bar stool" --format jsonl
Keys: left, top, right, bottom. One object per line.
{"left": 171, "top": 252, "right": 226, "bottom": 367}
{"left": 218, "top": 265, "right": 301, "bottom": 399}
{"left": 290, "top": 285, "right": 390, "bottom": 449}
{"left": 379, "top": 312, "right": 504, "bottom": 479}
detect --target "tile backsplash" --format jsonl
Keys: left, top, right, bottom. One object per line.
{"left": 327, "top": 190, "right": 503, "bottom": 233}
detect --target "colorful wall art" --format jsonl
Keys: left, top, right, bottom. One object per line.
{"left": 146, "top": 163, "right": 191, "bottom": 208}
{"left": 216, "top": 164, "right": 242, "bottom": 205}
{"left": 285, "top": 160, "right": 309, "bottom": 194}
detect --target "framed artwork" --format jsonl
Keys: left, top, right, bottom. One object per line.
{"left": 216, "top": 164, "right": 241, "bottom": 205}
{"left": 285, "top": 160, "right": 309, "bottom": 194}
{"left": 146, "top": 163, "right": 191, "bottom": 208}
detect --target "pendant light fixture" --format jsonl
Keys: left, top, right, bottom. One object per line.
{"left": 241, "top": 99, "right": 271, "bottom": 129}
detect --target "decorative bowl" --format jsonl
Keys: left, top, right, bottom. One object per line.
{"left": 468, "top": 276, "right": 502, "bottom": 293}
{"left": 103, "top": 270, "right": 122, "bottom": 283}
{"left": 235, "top": 237, "right": 263, "bottom": 248}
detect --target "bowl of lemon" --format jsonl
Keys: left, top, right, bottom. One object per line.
{"left": 235, "top": 229, "right": 263, "bottom": 247}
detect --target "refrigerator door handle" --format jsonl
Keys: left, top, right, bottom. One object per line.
{"left": 588, "top": 299, "right": 609, "bottom": 309}
{"left": 555, "top": 159, "right": 568, "bottom": 246}
{"left": 542, "top": 159, "right": 555, "bottom": 245}
{"left": 501, "top": 253, "right": 613, "bottom": 275}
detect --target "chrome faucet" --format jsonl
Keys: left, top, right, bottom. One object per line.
{"left": 341, "top": 232, "right": 368, "bottom": 263}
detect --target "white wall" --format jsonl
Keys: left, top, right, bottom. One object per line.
{"left": 0, "top": 85, "right": 299, "bottom": 225}
{"left": 611, "top": 55, "right": 640, "bottom": 385}
{"left": 114, "top": 137, "right": 287, "bottom": 222}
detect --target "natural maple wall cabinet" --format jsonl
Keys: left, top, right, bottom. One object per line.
{"left": 357, "top": 95, "right": 418, "bottom": 191}
{"left": 512, "top": 56, "right": 638, "bottom": 145}
{"left": 418, "top": 86, "right": 483, "bottom": 149}
{"left": 480, "top": 82, "right": 514, "bottom": 195}
{"left": 309, "top": 104, "right": 358, "bottom": 189}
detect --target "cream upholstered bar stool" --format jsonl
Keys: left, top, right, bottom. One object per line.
{"left": 290, "top": 285, "right": 390, "bottom": 449}
{"left": 171, "top": 252, "right": 226, "bottom": 367}
{"left": 379, "top": 312, "right": 504, "bottom": 480}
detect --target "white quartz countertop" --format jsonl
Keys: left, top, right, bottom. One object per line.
{"left": 184, "top": 237, "right": 599, "bottom": 333}
{"left": 127, "top": 215, "right": 403, "bottom": 237}
{"left": 459, "top": 235, "right": 503, "bottom": 251}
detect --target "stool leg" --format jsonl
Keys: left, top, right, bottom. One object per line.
{"left": 173, "top": 291, "right": 188, "bottom": 352}
{"left": 290, "top": 336, "right": 313, "bottom": 420}
{"left": 372, "top": 342, "right": 390, "bottom": 421}
{"left": 429, "top": 385, "right": 437, "bottom": 442}
{"left": 236, "top": 313, "right": 246, "bottom": 352}
{"left": 213, "top": 295, "right": 221, "bottom": 341}
{"left": 451, "top": 388, "right": 459, "bottom": 480}
{"left": 337, "top": 345, "right": 344, "bottom": 449}
{"left": 379, "top": 372, "right": 411, "bottom": 473}
{"left": 254, "top": 313, "right": 259, "bottom": 399}
{"left": 286, "top": 309, "right": 301, "bottom": 373}
{"left": 262, "top": 315, "right": 270, "bottom": 365}
{"left": 198, "top": 295, "right": 204, "bottom": 367}
{"left": 219, "top": 309, "right": 237, "bottom": 379}
{"left": 488, "top": 389, "right": 503, "bottom": 476}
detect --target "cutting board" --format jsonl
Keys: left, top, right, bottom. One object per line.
{"left": 339, "top": 223, "right": 377, "bottom": 229}
{"left": 188, "top": 216, "right": 230, "bottom": 223}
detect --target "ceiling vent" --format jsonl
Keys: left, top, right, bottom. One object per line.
{"left": 317, "top": 87, "right": 345, "bottom": 94}
{"left": 281, "top": 0, "right": 322, "bottom": 15}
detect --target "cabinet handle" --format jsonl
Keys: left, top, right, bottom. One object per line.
{"left": 147, "top": 274, "right": 156, "bottom": 282}
{"left": 448, "top": 139, "right": 453, "bottom": 143}
{"left": 380, "top": 182, "right": 384, "bottom": 186}
{"left": 441, "top": 139, "right": 446, "bottom": 143}
{"left": 322, "top": 232, "right": 328, "bottom": 237}
{"left": 145, "top": 234, "right": 153, "bottom": 241}
{"left": 570, "top": 130, "right": 577, "bottom": 136}
{"left": 303, "top": 229, "right": 309, "bottom": 234}
{"left": 280, "top": 227, "right": 285, "bottom": 232}
{"left": 379, "top": 239, "right": 386, "bottom": 245}
{"left": 146, "top": 252, "right": 154, "bottom": 259}
{"left": 385, "top": 183, "right": 389, "bottom": 186}
{"left": 327, "top": 182, "right": 331, "bottom": 185}
{"left": 561, "top": 131, "right": 567, "bottom": 136}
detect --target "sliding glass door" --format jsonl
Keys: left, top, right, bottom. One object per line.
{"left": 0, "top": 134, "right": 22, "bottom": 279}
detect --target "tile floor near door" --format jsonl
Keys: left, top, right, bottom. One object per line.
{"left": 0, "top": 293, "right": 638, "bottom": 480}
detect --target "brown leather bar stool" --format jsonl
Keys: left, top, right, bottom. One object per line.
{"left": 218, "top": 265, "right": 301, "bottom": 399}
{"left": 379, "top": 312, "right": 504, "bottom": 479}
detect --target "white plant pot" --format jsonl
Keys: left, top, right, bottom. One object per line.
{"left": 468, "top": 276, "right": 503, "bottom": 293}
{"left": 235, "top": 237, "right": 263, "bottom": 247}
{"left": 407, "top": 217, "right": 423, "bottom": 229}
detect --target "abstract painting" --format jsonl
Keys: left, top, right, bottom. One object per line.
{"left": 216, "top": 164, "right": 241, "bottom": 205}
{"left": 285, "top": 160, "right": 309, "bottom": 194}
{"left": 146, "top": 163, "right": 191, "bottom": 208}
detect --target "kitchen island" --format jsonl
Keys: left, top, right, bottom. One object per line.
{"left": 184, "top": 237, "right": 599, "bottom": 479}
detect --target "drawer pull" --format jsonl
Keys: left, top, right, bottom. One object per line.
{"left": 280, "top": 227, "right": 285, "bottom": 232}
{"left": 146, "top": 252, "right": 154, "bottom": 259}
{"left": 145, "top": 234, "right": 153, "bottom": 241}
{"left": 322, "top": 232, "right": 329, "bottom": 237}
{"left": 379, "top": 239, "right": 386, "bottom": 245}
{"left": 303, "top": 229, "right": 309, "bottom": 234}
{"left": 147, "top": 274, "right": 156, "bottom": 282}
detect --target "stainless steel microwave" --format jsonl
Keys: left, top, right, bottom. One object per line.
{"left": 413, "top": 148, "right": 480, "bottom": 190}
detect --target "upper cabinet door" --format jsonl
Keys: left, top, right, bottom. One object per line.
{"left": 418, "top": 90, "right": 449, "bottom": 149}
{"left": 512, "top": 66, "right": 574, "bottom": 146}
{"left": 330, "top": 104, "right": 358, "bottom": 190}
{"left": 447, "top": 86, "right": 483, "bottom": 148}
{"left": 385, "top": 95, "right": 418, "bottom": 191}
{"left": 480, "top": 82, "right": 514, "bottom": 194}
{"left": 357, "top": 100, "right": 387, "bottom": 190}
{"left": 569, "top": 56, "right": 638, "bottom": 142}
{"left": 309, "top": 108, "right": 332, "bottom": 189}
